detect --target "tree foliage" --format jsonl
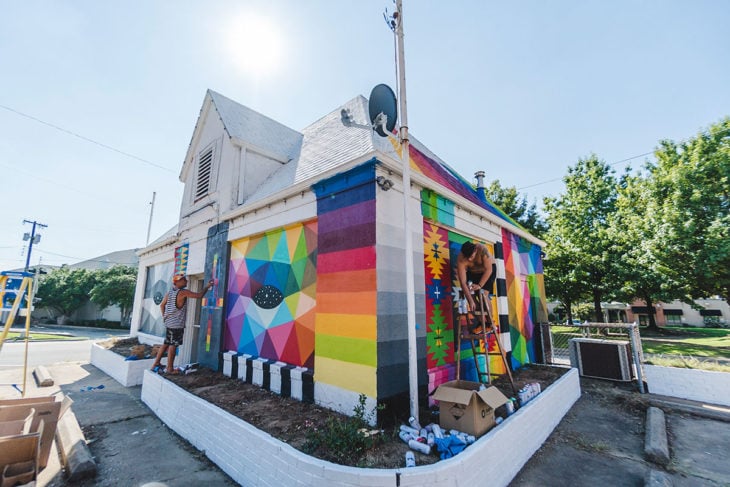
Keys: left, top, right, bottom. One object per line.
{"left": 649, "top": 118, "right": 730, "bottom": 304}
{"left": 543, "top": 155, "right": 622, "bottom": 322}
{"left": 36, "top": 267, "right": 96, "bottom": 317}
{"left": 484, "top": 180, "right": 548, "bottom": 237}
{"left": 89, "top": 265, "right": 137, "bottom": 326}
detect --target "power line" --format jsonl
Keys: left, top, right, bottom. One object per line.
{"left": 517, "top": 151, "right": 655, "bottom": 192}
{"left": 0, "top": 103, "right": 175, "bottom": 173}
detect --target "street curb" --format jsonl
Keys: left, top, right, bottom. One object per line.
{"left": 644, "top": 407, "right": 670, "bottom": 466}
{"left": 648, "top": 396, "right": 730, "bottom": 423}
{"left": 645, "top": 469, "right": 672, "bottom": 487}
{"left": 55, "top": 408, "right": 97, "bottom": 481}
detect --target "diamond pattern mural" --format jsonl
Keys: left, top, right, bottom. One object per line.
{"left": 225, "top": 221, "right": 318, "bottom": 368}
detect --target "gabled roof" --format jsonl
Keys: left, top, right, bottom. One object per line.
{"left": 207, "top": 90, "right": 523, "bottom": 231}
{"left": 208, "top": 90, "right": 303, "bottom": 162}
{"left": 68, "top": 249, "right": 140, "bottom": 270}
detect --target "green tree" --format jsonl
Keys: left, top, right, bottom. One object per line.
{"left": 36, "top": 267, "right": 96, "bottom": 319}
{"left": 543, "top": 155, "right": 622, "bottom": 322}
{"left": 90, "top": 265, "right": 137, "bottom": 326}
{"left": 484, "top": 180, "right": 548, "bottom": 237}
{"left": 649, "top": 118, "right": 730, "bottom": 304}
{"left": 542, "top": 235, "right": 587, "bottom": 323}
{"left": 608, "top": 173, "right": 679, "bottom": 330}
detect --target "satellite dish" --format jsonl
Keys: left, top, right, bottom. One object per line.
{"left": 368, "top": 84, "right": 397, "bottom": 137}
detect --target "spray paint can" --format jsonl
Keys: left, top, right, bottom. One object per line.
{"left": 431, "top": 424, "right": 444, "bottom": 439}
{"left": 405, "top": 451, "right": 416, "bottom": 467}
{"left": 505, "top": 398, "right": 515, "bottom": 415}
{"left": 408, "top": 416, "right": 422, "bottom": 431}
{"left": 399, "top": 431, "right": 413, "bottom": 444}
{"left": 427, "top": 432, "right": 435, "bottom": 446}
{"left": 408, "top": 439, "right": 431, "bottom": 455}
{"left": 400, "top": 424, "right": 420, "bottom": 436}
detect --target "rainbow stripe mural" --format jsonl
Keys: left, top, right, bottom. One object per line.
{"left": 502, "top": 228, "right": 547, "bottom": 368}
{"left": 225, "top": 221, "right": 318, "bottom": 368}
{"left": 313, "top": 164, "right": 378, "bottom": 397}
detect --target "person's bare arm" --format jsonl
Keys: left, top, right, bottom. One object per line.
{"left": 159, "top": 294, "right": 168, "bottom": 315}
{"left": 456, "top": 257, "right": 476, "bottom": 311}
{"left": 180, "top": 280, "right": 214, "bottom": 300}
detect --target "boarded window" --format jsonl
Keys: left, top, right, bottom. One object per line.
{"left": 194, "top": 148, "right": 213, "bottom": 202}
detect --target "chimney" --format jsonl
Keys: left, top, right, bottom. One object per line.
{"left": 474, "top": 171, "right": 487, "bottom": 202}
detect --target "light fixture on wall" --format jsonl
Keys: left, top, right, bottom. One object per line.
{"left": 376, "top": 176, "right": 393, "bottom": 191}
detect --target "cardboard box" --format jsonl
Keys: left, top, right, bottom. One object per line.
{"left": 432, "top": 380, "right": 509, "bottom": 437}
{"left": 0, "top": 394, "right": 71, "bottom": 468}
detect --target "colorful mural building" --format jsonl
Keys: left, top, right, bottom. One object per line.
{"left": 130, "top": 90, "right": 548, "bottom": 418}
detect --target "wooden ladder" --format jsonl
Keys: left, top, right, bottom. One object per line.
{"left": 456, "top": 289, "right": 516, "bottom": 393}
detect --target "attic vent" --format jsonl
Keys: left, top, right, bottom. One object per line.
{"left": 194, "top": 148, "right": 213, "bottom": 202}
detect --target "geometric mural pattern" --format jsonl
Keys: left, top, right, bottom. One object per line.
{"left": 502, "top": 228, "right": 546, "bottom": 367}
{"left": 423, "top": 222, "right": 455, "bottom": 369}
{"left": 140, "top": 261, "right": 174, "bottom": 337}
{"left": 225, "top": 221, "right": 318, "bottom": 368}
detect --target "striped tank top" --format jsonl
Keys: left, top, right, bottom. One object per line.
{"left": 164, "top": 288, "right": 187, "bottom": 329}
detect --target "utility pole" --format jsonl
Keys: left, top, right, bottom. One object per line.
{"left": 393, "top": 0, "right": 419, "bottom": 420}
{"left": 22, "top": 220, "right": 47, "bottom": 271}
{"left": 146, "top": 191, "right": 156, "bottom": 246}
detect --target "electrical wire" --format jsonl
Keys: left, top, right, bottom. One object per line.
{"left": 0, "top": 103, "right": 175, "bottom": 172}
{"left": 517, "top": 151, "right": 655, "bottom": 191}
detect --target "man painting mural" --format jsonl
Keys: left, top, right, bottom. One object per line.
{"left": 456, "top": 241, "right": 496, "bottom": 319}
{"left": 151, "top": 273, "right": 213, "bottom": 374}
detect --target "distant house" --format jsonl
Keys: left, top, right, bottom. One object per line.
{"left": 628, "top": 298, "right": 729, "bottom": 327}
{"left": 30, "top": 249, "right": 139, "bottom": 324}
{"left": 131, "top": 90, "right": 547, "bottom": 417}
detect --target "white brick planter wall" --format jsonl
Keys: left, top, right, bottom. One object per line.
{"left": 90, "top": 342, "right": 155, "bottom": 387}
{"left": 645, "top": 365, "right": 730, "bottom": 407}
{"left": 141, "top": 368, "right": 580, "bottom": 486}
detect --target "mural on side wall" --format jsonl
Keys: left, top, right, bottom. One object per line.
{"left": 140, "top": 261, "right": 174, "bottom": 336}
{"left": 174, "top": 243, "right": 189, "bottom": 275}
{"left": 202, "top": 253, "right": 224, "bottom": 352}
{"left": 225, "top": 221, "right": 318, "bottom": 368}
{"left": 502, "top": 228, "right": 547, "bottom": 368}
{"left": 423, "top": 221, "right": 504, "bottom": 393}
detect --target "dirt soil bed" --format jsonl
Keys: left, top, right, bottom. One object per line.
{"left": 102, "top": 337, "right": 568, "bottom": 468}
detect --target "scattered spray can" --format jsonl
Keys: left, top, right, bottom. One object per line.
{"left": 408, "top": 439, "right": 431, "bottom": 455}
{"left": 408, "top": 416, "right": 422, "bottom": 431}
{"left": 431, "top": 424, "right": 444, "bottom": 439}
{"left": 405, "top": 451, "right": 416, "bottom": 467}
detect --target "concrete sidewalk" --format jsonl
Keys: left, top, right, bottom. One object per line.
{"left": 0, "top": 362, "right": 236, "bottom": 487}
{"left": 3, "top": 362, "right": 729, "bottom": 486}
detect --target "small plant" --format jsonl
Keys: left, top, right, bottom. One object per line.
{"left": 302, "top": 394, "right": 385, "bottom": 465}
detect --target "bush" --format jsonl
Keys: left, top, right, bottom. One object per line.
{"left": 302, "top": 394, "right": 385, "bottom": 466}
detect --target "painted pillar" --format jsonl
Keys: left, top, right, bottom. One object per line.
{"left": 197, "top": 221, "right": 230, "bottom": 370}
{"left": 312, "top": 163, "right": 378, "bottom": 398}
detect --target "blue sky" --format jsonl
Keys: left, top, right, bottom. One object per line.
{"left": 1, "top": 1, "right": 728, "bottom": 271}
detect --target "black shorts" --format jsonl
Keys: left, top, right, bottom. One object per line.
{"left": 164, "top": 328, "right": 184, "bottom": 346}
{"left": 467, "top": 263, "right": 497, "bottom": 293}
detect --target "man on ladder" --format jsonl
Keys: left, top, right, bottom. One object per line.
{"left": 455, "top": 241, "right": 515, "bottom": 392}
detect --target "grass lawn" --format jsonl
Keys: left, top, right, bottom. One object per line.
{"left": 3, "top": 331, "right": 82, "bottom": 341}
{"left": 641, "top": 326, "right": 730, "bottom": 359}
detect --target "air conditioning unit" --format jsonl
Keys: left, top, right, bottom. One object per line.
{"left": 569, "top": 338, "right": 633, "bottom": 381}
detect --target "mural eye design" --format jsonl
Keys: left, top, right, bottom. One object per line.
{"left": 253, "top": 285, "right": 284, "bottom": 309}
{"left": 153, "top": 292, "right": 164, "bottom": 305}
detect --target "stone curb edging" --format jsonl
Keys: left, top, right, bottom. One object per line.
{"left": 33, "top": 365, "right": 54, "bottom": 387}
{"left": 644, "top": 407, "right": 670, "bottom": 466}
{"left": 55, "top": 408, "right": 97, "bottom": 481}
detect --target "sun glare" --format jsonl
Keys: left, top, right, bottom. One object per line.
{"left": 225, "top": 13, "right": 284, "bottom": 77}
